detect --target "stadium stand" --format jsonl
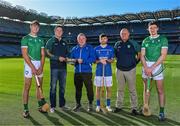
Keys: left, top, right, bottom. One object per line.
{"left": 0, "top": 1, "right": 179, "bottom": 56}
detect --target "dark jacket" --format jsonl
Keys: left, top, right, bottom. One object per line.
{"left": 45, "top": 37, "right": 69, "bottom": 69}
{"left": 114, "top": 40, "right": 140, "bottom": 71}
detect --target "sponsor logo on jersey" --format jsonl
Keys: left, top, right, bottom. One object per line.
{"left": 25, "top": 71, "right": 29, "bottom": 75}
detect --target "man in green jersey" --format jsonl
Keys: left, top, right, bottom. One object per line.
{"left": 21, "top": 20, "right": 45, "bottom": 118}
{"left": 141, "top": 21, "right": 168, "bottom": 121}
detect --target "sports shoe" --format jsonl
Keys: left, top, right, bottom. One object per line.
{"left": 113, "top": 107, "right": 122, "bottom": 113}
{"left": 131, "top": 109, "right": 139, "bottom": 116}
{"left": 50, "top": 107, "right": 55, "bottom": 113}
{"left": 106, "top": 106, "right": 113, "bottom": 112}
{"left": 96, "top": 106, "right": 100, "bottom": 112}
{"left": 23, "top": 110, "right": 30, "bottom": 118}
{"left": 87, "top": 104, "right": 93, "bottom": 112}
{"left": 159, "top": 113, "right": 165, "bottom": 121}
{"left": 60, "top": 106, "right": 71, "bottom": 111}
{"left": 72, "top": 104, "right": 81, "bottom": 112}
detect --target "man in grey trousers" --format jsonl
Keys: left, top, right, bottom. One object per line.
{"left": 114, "top": 28, "right": 141, "bottom": 115}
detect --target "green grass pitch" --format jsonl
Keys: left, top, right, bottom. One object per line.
{"left": 0, "top": 55, "right": 180, "bottom": 125}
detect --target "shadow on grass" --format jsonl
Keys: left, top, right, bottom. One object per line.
{"left": 117, "top": 110, "right": 180, "bottom": 126}
{"left": 81, "top": 108, "right": 137, "bottom": 125}
{"left": 55, "top": 110, "right": 82, "bottom": 125}
{"left": 41, "top": 113, "right": 63, "bottom": 125}
{"left": 65, "top": 109, "right": 96, "bottom": 125}
{"left": 29, "top": 116, "right": 41, "bottom": 125}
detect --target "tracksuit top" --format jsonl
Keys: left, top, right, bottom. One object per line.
{"left": 71, "top": 44, "right": 95, "bottom": 73}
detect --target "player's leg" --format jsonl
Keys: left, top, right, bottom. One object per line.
{"left": 22, "top": 62, "right": 33, "bottom": 117}
{"left": 34, "top": 61, "right": 44, "bottom": 111}
{"left": 156, "top": 79, "right": 165, "bottom": 121}
{"left": 96, "top": 86, "right": 101, "bottom": 112}
{"left": 23, "top": 77, "right": 32, "bottom": 117}
{"left": 35, "top": 76, "right": 44, "bottom": 111}
{"left": 106, "top": 86, "right": 112, "bottom": 112}
{"left": 105, "top": 76, "right": 112, "bottom": 112}
{"left": 142, "top": 67, "right": 152, "bottom": 106}
{"left": 114, "top": 69, "right": 126, "bottom": 112}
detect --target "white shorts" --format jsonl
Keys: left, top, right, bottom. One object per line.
{"left": 94, "top": 76, "right": 112, "bottom": 87}
{"left": 24, "top": 60, "right": 43, "bottom": 78}
{"left": 142, "top": 61, "right": 164, "bottom": 80}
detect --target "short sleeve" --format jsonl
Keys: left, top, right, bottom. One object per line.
{"left": 41, "top": 39, "right": 45, "bottom": 48}
{"left": 21, "top": 37, "right": 28, "bottom": 48}
{"left": 141, "top": 40, "right": 146, "bottom": 50}
{"left": 161, "top": 36, "right": 168, "bottom": 48}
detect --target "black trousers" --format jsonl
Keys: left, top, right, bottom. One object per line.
{"left": 74, "top": 73, "right": 94, "bottom": 105}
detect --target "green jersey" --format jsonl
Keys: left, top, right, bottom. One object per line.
{"left": 21, "top": 34, "right": 44, "bottom": 61}
{"left": 141, "top": 35, "right": 168, "bottom": 62}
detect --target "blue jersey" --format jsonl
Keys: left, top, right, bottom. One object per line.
{"left": 94, "top": 45, "right": 114, "bottom": 77}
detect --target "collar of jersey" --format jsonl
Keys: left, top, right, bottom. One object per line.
{"left": 100, "top": 44, "right": 107, "bottom": 48}
{"left": 150, "top": 35, "right": 159, "bottom": 39}
{"left": 29, "top": 34, "right": 37, "bottom": 38}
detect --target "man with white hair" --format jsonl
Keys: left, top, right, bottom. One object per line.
{"left": 70, "top": 33, "right": 95, "bottom": 112}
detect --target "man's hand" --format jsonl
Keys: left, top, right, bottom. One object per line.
{"left": 31, "top": 66, "right": 38, "bottom": 75}
{"left": 37, "top": 66, "right": 43, "bottom": 75}
{"left": 59, "top": 56, "right": 66, "bottom": 62}
{"left": 144, "top": 67, "right": 153, "bottom": 77}
{"left": 77, "top": 59, "right": 83, "bottom": 64}
{"left": 106, "top": 58, "right": 114, "bottom": 63}
{"left": 100, "top": 58, "right": 107, "bottom": 65}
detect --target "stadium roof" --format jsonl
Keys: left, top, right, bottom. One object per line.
{"left": 0, "top": 0, "right": 180, "bottom": 26}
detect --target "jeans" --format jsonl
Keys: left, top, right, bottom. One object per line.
{"left": 50, "top": 69, "right": 67, "bottom": 108}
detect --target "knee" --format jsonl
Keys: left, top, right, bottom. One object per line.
{"left": 24, "top": 84, "right": 30, "bottom": 92}
{"left": 157, "top": 89, "right": 164, "bottom": 95}
{"left": 50, "top": 85, "right": 56, "bottom": 93}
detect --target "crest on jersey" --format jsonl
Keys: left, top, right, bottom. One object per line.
{"left": 127, "top": 45, "right": 131, "bottom": 48}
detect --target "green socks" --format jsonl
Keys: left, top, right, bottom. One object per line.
{"left": 24, "top": 104, "right": 29, "bottom": 111}
{"left": 38, "top": 98, "right": 46, "bottom": 108}
{"left": 160, "top": 107, "right": 164, "bottom": 113}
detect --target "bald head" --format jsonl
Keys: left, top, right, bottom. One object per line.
{"left": 120, "top": 28, "right": 130, "bottom": 42}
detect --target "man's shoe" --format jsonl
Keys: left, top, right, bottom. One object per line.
{"left": 113, "top": 107, "right": 122, "bottom": 113}
{"left": 87, "top": 104, "right": 93, "bottom": 112}
{"left": 159, "top": 113, "right": 165, "bottom": 121}
{"left": 131, "top": 109, "right": 139, "bottom": 115}
{"left": 23, "top": 110, "right": 30, "bottom": 118}
{"left": 96, "top": 106, "right": 100, "bottom": 112}
{"left": 106, "top": 106, "right": 113, "bottom": 112}
{"left": 72, "top": 104, "right": 81, "bottom": 112}
{"left": 50, "top": 107, "right": 55, "bottom": 113}
{"left": 60, "top": 106, "right": 71, "bottom": 110}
